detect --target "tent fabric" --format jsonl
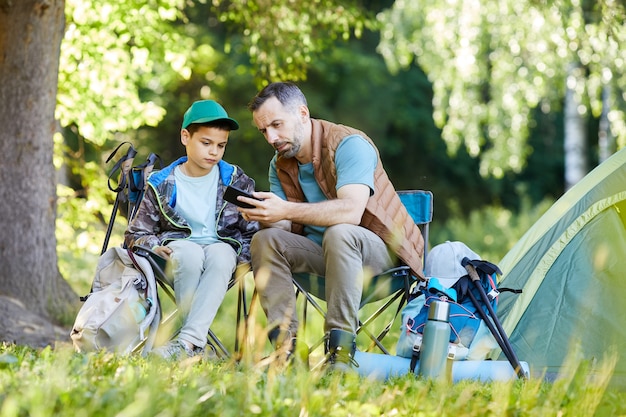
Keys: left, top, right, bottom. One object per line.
{"left": 491, "top": 148, "right": 626, "bottom": 386}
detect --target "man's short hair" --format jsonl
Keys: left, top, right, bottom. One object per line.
{"left": 248, "top": 82, "right": 307, "bottom": 112}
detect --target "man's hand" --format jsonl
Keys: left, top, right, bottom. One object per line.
{"left": 238, "top": 192, "right": 291, "bottom": 226}
{"left": 239, "top": 184, "right": 369, "bottom": 227}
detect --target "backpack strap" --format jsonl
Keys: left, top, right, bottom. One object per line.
{"left": 129, "top": 153, "right": 161, "bottom": 194}
{"left": 409, "top": 334, "right": 423, "bottom": 373}
{"left": 105, "top": 142, "right": 137, "bottom": 195}
{"left": 465, "top": 259, "right": 502, "bottom": 276}
{"left": 127, "top": 248, "right": 148, "bottom": 292}
{"left": 498, "top": 287, "right": 522, "bottom": 294}
{"left": 451, "top": 275, "right": 472, "bottom": 302}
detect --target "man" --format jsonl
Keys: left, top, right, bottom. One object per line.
{"left": 125, "top": 100, "right": 259, "bottom": 360}
{"left": 239, "top": 82, "right": 424, "bottom": 370}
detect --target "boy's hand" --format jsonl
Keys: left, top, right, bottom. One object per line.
{"left": 153, "top": 245, "right": 173, "bottom": 260}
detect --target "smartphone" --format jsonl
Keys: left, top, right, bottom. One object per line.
{"left": 223, "top": 185, "right": 260, "bottom": 209}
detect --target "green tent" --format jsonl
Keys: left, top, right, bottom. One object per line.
{"left": 492, "top": 147, "right": 626, "bottom": 386}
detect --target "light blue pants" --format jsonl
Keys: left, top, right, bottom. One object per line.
{"left": 166, "top": 240, "right": 237, "bottom": 348}
{"left": 250, "top": 224, "right": 394, "bottom": 336}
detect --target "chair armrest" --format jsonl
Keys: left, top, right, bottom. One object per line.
{"left": 131, "top": 245, "right": 171, "bottom": 286}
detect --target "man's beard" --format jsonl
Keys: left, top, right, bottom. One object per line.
{"left": 279, "top": 140, "right": 300, "bottom": 158}
{"left": 277, "top": 123, "right": 304, "bottom": 158}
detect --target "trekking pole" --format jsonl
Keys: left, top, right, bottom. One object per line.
{"left": 101, "top": 142, "right": 137, "bottom": 255}
{"left": 463, "top": 286, "right": 523, "bottom": 378}
{"left": 461, "top": 257, "right": 527, "bottom": 379}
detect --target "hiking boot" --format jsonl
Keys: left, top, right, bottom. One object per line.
{"left": 324, "top": 329, "right": 358, "bottom": 373}
{"left": 267, "top": 328, "right": 308, "bottom": 368}
{"left": 152, "top": 339, "right": 213, "bottom": 361}
{"left": 268, "top": 328, "right": 296, "bottom": 363}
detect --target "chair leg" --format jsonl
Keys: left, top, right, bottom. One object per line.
{"left": 234, "top": 275, "right": 248, "bottom": 357}
{"left": 292, "top": 279, "right": 327, "bottom": 318}
{"left": 295, "top": 280, "right": 410, "bottom": 358}
{"left": 357, "top": 290, "right": 406, "bottom": 354}
{"left": 239, "top": 287, "right": 260, "bottom": 361}
{"left": 292, "top": 279, "right": 330, "bottom": 359}
{"left": 208, "top": 329, "right": 230, "bottom": 358}
{"left": 299, "top": 290, "right": 307, "bottom": 338}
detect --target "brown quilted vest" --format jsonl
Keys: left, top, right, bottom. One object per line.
{"left": 275, "top": 118, "right": 425, "bottom": 278}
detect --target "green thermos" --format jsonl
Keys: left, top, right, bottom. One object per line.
{"left": 417, "top": 299, "right": 451, "bottom": 380}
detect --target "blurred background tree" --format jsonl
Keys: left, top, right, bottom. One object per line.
{"left": 377, "top": 0, "right": 625, "bottom": 181}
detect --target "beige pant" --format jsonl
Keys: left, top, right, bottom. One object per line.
{"left": 250, "top": 224, "right": 394, "bottom": 336}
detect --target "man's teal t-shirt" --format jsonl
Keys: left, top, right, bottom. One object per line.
{"left": 269, "top": 134, "right": 377, "bottom": 245}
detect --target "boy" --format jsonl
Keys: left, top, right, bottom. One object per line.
{"left": 125, "top": 99, "right": 259, "bottom": 360}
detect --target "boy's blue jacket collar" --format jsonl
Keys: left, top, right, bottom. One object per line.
{"left": 148, "top": 156, "right": 235, "bottom": 187}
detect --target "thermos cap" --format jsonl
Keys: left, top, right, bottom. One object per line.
{"left": 428, "top": 300, "right": 450, "bottom": 322}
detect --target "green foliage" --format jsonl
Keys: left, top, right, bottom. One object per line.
{"left": 56, "top": 181, "right": 118, "bottom": 297}
{"left": 58, "top": 0, "right": 193, "bottom": 145}
{"left": 430, "top": 197, "right": 554, "bottom": 263}
{"left": 55, "top": 132, "right": 128, "bottom": 296}
{"left": 0, "top": 343, "right": 623, "bottom": 416}
{"left": 378, "top": 0, "right": 626, "bottom": 177}
{"left": 56, "top": 0, "right": 376, "bottom": 148}
{"left": 213, "top": 0, "right": 373, "bottom": 84}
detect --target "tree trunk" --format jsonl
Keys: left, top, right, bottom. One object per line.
{"left": 598, "top": 84, "right": 614, "bottom": 164}
{"left": 0, "top": 0, "right": 78, "bottom": 344}
{"left": 564, "top": 64, "right": 588, "bottom": 191}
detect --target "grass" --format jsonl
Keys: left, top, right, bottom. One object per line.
{"left": 45, "top": 265, "right": 626, "bottom": 417}
{"left": 1, "top": 341, "right": 625, "bottom": 417}
{"left": 6, "top": 281, "right": 626, "bottom": 417}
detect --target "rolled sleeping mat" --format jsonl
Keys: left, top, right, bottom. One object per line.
{"left": 353, "top": 351, "right": 530, "bottom": 382}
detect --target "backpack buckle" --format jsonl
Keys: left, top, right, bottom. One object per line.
{"left": 447, "top": 343, "right": 469, "bottom": 361}
{"left": 412, "top": 334, "right": 423, "bottom": 353}
{"left": 487, "top": 288, "right": 500, "bottom": 301}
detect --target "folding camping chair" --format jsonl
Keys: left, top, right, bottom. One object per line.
{"left": 291, "top": 190, "right": 433, "bottom": 358}
{"left": 102, "top": 142, "right": 250, "bottom": 359}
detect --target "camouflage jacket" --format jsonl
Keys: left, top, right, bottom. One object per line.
{"left": 124, "top": 156, "right": 259, "bottom": 264}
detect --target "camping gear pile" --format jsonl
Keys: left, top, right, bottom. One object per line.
{"left": 356, "top": 241, "right": 528, "bottom": 382}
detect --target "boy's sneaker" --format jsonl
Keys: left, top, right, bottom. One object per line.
{"left": 152, "top": 339, "right": 212, "bottom": 361}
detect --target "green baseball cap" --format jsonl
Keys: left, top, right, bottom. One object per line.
{"left": 181, "top": 100, "right": 239, "bottom": 130}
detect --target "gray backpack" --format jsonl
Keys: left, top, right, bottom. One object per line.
{"left": 70, "top": 246, "right": 160, "bottom": 355}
